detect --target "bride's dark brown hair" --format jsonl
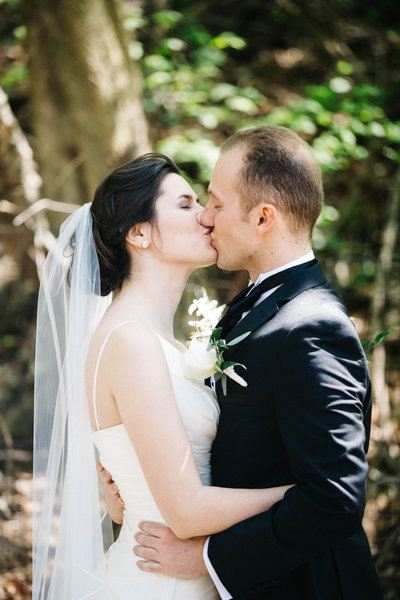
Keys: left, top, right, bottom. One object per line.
{"left": 91, "top": 153, "right": 180, "bottom": 296}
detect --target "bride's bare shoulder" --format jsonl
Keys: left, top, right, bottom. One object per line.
{"left": 90, "top": 319, "right": 162, "bottom": 361}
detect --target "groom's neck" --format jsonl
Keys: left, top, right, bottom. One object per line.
{"left": 248, "top": 241, "right": 312, "bottom": 282}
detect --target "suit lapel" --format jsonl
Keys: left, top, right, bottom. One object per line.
{"left": 222, "top": 262, "right": 327, "bottom": 355}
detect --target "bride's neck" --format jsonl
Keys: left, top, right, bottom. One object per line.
{"left": 111, "top": 264, "right": 190, "bottom": 339}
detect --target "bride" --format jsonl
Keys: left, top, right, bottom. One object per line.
{"left": 33, "top": 153, "right": 290, "bottom": 599}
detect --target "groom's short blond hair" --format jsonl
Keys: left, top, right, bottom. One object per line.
{"left": 222, "top": 126, "right": 323, "bottom": 237}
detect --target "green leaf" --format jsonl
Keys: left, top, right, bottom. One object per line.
{"left": 210, "top": 327, "right": 222, "bottom": 343}
{"left": 152, "top": 10, "right": 183, "bottom": 28}
{"left": 216, "top": 340, "right": 229, "bottom": 351}
{"left": 221, "top": 375, "right": 227, "bottom": 396}
{"left": 220, "top": 361, "right": 242, "bottom": 370}
{"left": 337, "top": 60, "right": 354, "bottom": 76}
{"left": 362, "top": 340, "right": 373, "bottom": 350}
{"left": 211, "top": 32, "right": 247, "bottom": 51}
{"left": 227, "top": 331, "right": 251, "bottom": 346}
{"left": 374, "top": 328, "right": 393, "bottom": 345}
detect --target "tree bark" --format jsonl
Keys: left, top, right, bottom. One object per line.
{"left": 23, "top": 0, "right": 151, "bottom": 206}
{"left": 370, "top": 167, "right": 400, "bottom": 440}
{"left": 0, "top": 85, "right": 50, "bottom": 278}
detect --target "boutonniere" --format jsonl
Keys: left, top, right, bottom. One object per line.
{"left": 183, "top": 291, "right": 250, "bottom": 395}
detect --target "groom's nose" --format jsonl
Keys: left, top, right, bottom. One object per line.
{"left": 199, "top": 202, "right": 214, "bottom": 228}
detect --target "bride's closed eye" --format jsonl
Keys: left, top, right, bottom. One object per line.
{"left": 180, "top": 197, "right": 200, "bottom": 209}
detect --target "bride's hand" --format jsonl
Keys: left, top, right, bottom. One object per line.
{"left": 97, "top": 461, "right": 124, "bottom": 524}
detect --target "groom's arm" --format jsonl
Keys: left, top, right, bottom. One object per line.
{"left": 207, "top": 314, "right": 371, "bottom": 596}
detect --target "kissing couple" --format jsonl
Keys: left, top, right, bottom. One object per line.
{"left": 33, "top": 126, "right": 381, "bottom": 599}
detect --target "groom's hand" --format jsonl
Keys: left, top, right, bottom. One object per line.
{"left": 134, "top": 521, "right": 208, "bottom": 578}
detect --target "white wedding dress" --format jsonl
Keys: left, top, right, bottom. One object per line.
{"left": 92, "top": 324, "right": 220, "bottom": 599}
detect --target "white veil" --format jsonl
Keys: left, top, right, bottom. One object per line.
{"left": 33, "top": 203, "right": 113, "bottom": 599}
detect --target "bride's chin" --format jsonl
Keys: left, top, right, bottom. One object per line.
{"left": 196, "top": 257, "right": 217, "bottom": 269}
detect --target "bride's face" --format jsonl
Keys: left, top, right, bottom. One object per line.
{"left": 150, "top": 173, "right": 217, "bottom": 268}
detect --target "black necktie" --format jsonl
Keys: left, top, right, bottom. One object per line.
{"left": 220, "top": 259, "right": 317, "bottom": 336}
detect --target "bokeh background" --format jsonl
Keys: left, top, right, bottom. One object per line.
{"left": 0, "top": 0, "right": 399, "bottom": 598}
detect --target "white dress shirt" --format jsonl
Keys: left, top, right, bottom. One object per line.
{"left": 204, "top": 251, "right": 315, "bottom": 599}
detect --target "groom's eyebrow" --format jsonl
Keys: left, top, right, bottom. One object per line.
{"left": 208, "top": 188, "right": 221, "bottom": 202}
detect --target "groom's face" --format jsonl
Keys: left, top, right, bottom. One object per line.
{"left": 201, "top": 146, "right": 255, "bottom": 272}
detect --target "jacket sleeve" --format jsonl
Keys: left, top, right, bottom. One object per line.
{"left": 207, "top": 314, "right": 371, "bottom": 597}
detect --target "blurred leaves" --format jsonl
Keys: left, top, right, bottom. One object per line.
{"left": 363, "top": 328, "right": 395, "bottom": 356}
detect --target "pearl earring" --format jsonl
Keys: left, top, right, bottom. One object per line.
{"left": 142, "top": 240, "right": 150, "bottom": 249}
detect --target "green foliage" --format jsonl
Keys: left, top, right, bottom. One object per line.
{"left": 142, "top": 22, "right": 258, "bottom": 130}
{"left": 0, "top": 0, "right": 21, "bottom": 7}
{"left": 239, "top": 78, "right": 400, "bottom": 173}
{"left": 0, "top": 7, "right": 28, "bottom": 90}
{"left": 0, "top": 62, "right": 28, "bottom": 88}
{"left": 122, "top": 8, "right": 267, "bottom": 186}
{"left": 157, "top": 130, "right": 220, "bottom": 182}
{"left": 362, "top": 328, "right": 395, "bottom": 356}
{"left": 209, "top": 327, "right": 250, "bottom": 396}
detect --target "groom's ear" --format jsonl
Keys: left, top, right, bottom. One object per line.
{"left": 255, "top": 204, "right": 278, "bottom": 234}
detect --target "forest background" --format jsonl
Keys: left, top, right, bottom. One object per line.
{"left": 0, "top": 0, "right": 399, "bottom": 598}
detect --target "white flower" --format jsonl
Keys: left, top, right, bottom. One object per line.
{"left": 187, "top": 291, "right": 225, "bottom": 339}
{"left": 185, "top": 291, "right": 249, "bottom": 393}
{"left": 183, "top": 337, "right": 217, "bottom": 380}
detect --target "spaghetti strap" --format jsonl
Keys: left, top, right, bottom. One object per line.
{"left": 92, "top": 320, "right": 140, "bottom": 431}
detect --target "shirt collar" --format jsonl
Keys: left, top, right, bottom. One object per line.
{"left": 251, "top": 250, "right": 315, "bottom": 286}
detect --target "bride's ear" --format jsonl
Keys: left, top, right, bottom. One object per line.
{"left": 125, "top": 224, "right": 151, "bottom": 249}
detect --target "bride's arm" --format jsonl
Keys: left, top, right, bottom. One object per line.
{"left": 106, "top": 324, "right": 290, "bottom": 540}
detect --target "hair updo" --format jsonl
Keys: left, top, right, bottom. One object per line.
{"left": 90, "top": 153, "right": 180, "bottom": 296}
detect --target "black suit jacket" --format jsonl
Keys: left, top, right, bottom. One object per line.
{"left": 208, "top": 262, "right": 381, "bottom": 599}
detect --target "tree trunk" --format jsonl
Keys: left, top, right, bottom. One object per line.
{"left": 23, "top": 0, "right": 151, "bottom": 206}
{"left": 370, "top": 167, "right": 400, "bottom": 440}
{"left": 0, "top": 85, "right": 49, "bottom": 279}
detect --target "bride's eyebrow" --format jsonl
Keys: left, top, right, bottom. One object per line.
{"left": 178, "top": 193, "right": 199, "bottom": 202}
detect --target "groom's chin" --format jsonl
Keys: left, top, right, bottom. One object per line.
{"left": 216, "top": 258, "right": 234, "bottom": 271}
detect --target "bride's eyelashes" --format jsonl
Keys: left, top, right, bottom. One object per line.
{"left": 179, "top": 198, "right": 200, "bottom": 210}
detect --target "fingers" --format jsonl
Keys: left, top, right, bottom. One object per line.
{"left": 97, "top": 462, "right": 114, "bottom": 485}
{"left": 106, "top": 482, "right": 124, "bottom": 504}
{"left": 138, "top": 521, "right": 169, "bottom": 538}
{"left": 135, "top": 531, "right": 159, "bottom": 549}
{"left": 136, "top": 560, "right": 163, "bottom": 573}
{"left": 96, "top": 463, "right": 122, "bottom": 498}
{"left": 111, "top": 482, "right": 120, "bottom": 494}
{"left": 133, "top": 545, "right": 158, "bottom": 562}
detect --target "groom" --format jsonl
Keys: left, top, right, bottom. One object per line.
{"left": 105, "top": 126, "right": 382, "bottom": 598}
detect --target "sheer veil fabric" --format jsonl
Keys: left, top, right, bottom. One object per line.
{"left": 33, "top": 203, "right": 113, "bottom": 599}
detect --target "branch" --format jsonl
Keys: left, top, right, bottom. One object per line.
{"left": 0, "top": 86, "right": 51, "bottom": 277}
{"left": 13, "top": 198, "right": 80, "bottom": 226}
